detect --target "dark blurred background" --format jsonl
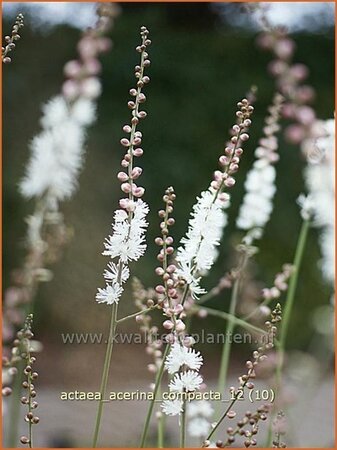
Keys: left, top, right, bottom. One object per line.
{"left": 3, "top": 2, "right": 335, "bottom": 447}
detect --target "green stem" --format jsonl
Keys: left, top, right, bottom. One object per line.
{"left": 216, "top": 253, "right": 249, "bottom": 414}
{"left": 157, "top": 388, "right": 165, "bottom": 448}
{"left": 193, "top": 305, "right": 266, "bottom": 335}
{"left": 140, "top": 344, "right": 170, "bottom": 448}
{"left": 117, "top": 304, "right": 159, "bottom": 324}
{"left": 180, "top": 399, "right": 186, "bottom": 448}
{"left": 266, "top": 218, "right": 310, "bottom": 446}
{"left": 92, "top": 302, "right": 118, "bottom": 448}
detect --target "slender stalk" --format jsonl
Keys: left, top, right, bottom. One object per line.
{"left": 216, "top": 253, "right": 249, "bottom": 412}
{"left": 193, "top": 305, "right": 266, "bottom": 335}
{"left": 180, "top": 399, "right": 186, "bottom": 448}
{"left": 117, "top": 304, "right": 159, "bottom": 324}
{"left": 157, "top": 387, "right": 165, "bottom": 448}
{"left": 140, "top": 344, "right": 170, "bottom": 447}
{"left": 266, "top": 218, "right": 310, "bottom": 446}
{"left": 92, "top": 302, "right": 118, "bottom": 447}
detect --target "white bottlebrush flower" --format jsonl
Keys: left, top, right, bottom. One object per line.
{"left": 187, "top": 416, "right": 211, "bottom": 438}
{"left": 169, "top": 370, "right": 203, "bottom": 393}
{"left": 103, "top": 200, "right": 149, "bottom": 263}
{"left": 95, "top": 283, "right": 123, "bottom": 305}
{"left": 165, "top": 342, "right": 203, "bottom": 374}
{"left": 187, "top": 400, "right": 214, "bottom": 419}
{"left": 104, "top": 262, "right": 130, "bottom": 284}
{"left": 305, "top": 118, "right": 335, "bottom": 285}
{"left": 176, "top": 188, "right": 229, "bottom": 297}
{"left": 237, "top": 159, "right": 276, "bottom": 231}
{"left": 20, "top": 95, "right": 96, "bottom": 207}
{"left": 161, "top": 399, "right": 183, "bottom": 416}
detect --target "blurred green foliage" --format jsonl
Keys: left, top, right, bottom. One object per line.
{"left": 3, "top": 3, "right": 334, "bottom": 361}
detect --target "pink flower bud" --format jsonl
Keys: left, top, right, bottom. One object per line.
{"left": 163, "top": 320, "right": 174, "bottom": 330}
{"left": 214, "top": 170, "right": 223, "bottom": 181}
{"left": 133, "top": 148, "right": 144, "bottom": 157}
{"left": 289, "top": 63, "right": 308, "bottom": 81}
{"left": 131, "top": 167, "right": 143, "bottom": 179}
{"left": 97, "top": 37, "right": 112, "bottom": 53}
{"left": 133, "top": 186, "right": 145, "bottom": 198}
{"left": 175, "top": 319, "right": 185, "bottom": 332}
{"left": 167, "top": 264, "right": 176, "bottom": 273}
{"left": 224, "top": 177, "right": 235, "bottom": 187}
{"left": 63, "top": 60, "right": 82, "bottom": 78}
{"left": 80, "top": 78, "right": 102, "bottom": 99}
{"left": 84, "top": 58, "right": 102, "bottom": 76}
{"left": 219, "top": 155, "right": 229, "bottom": 166}
{"left": 62, "top": 80, "right": 80, "bottom": 101}
{"left": 156, "top": 285, "right": 165, "bottom": 294}
{"left": 174, "top": 304, "right": 184, "bottom": 315}
{"left": 117, "top": 172, "right": 128, "bottom": 182}
{"left": 295, "top": 106, "right": 316, "bottom": 126}
{"left": 274, "top": 38, "right": 295, "bottom": 60}
{"left": 284, "top": 124, "right": 305, "bottom": 144}
{"left": 121, "top": 183, "right": 131, "bottom": 193}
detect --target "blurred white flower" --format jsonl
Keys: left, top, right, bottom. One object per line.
{"left": 187, "top": 416, "right": 211, "bottom": 438}
{"left": 305, "top": 118, "right": 335, "bottom": 285}
{"left": 20, "top": 95, "right": 96, "bottom": 208}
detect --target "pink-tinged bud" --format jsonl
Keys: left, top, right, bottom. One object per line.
{"left": 155, "top": 267, "right": 165, "bottom": 276}
{"left": 121, "top": 182, "right": 131, "bottom": 193}
{"left": 214, "top": 170, "right": 223, "bottom": 181}
{"left": 165, "top": 333, "right": 175, "bottom": 344}
{"left": 274, "top": 38, "right": 295, "bottom": 60}
{"left": 270, "top": 287, "right": 280, "bottom": 298}
{"left": 84, "top": 58, "right": 102, "bottom": 76}
{"left": 97, "top": 37, "right": 112, "bottom": 53}
{"left": 224, "top": 177, "right": 235, "bottom": 187}
{"left": 133, "top": 186, "right": 145, "bottom": 198}
{"left": 135, "top": 315, "right": 143, "bottom": 323}
{"left": 289, "top": 63, "right": 309, "bottom": 81}
{"left": 123, "top": 125, "right": 132, "bottom": 133}
{"left": 78, "top": 36, "right": 97, "bottom": 60}
{"left": 282, "top": 103, "right": 297, "bottom": 119}
{"left": 295, "top": 106, "right": 316, "bottom": 126}
{"left": 183, "top": 336, "right": 196, "bottom": 347}
{"left": 198, "top": 308, "right": 208, "bottom": 318}
{"left": 232, "top": 124, "right": 240, "bottom": 133}
{"left": 235, "top": 147, "right": 243, "bottom": 156}
{"left": 120, "top": 138, "right": 130, "bottom": 147}
{"left": 261, "top": 288, "right": 272, "bottom": 300}
{"left": 163, "top": 320, "right": 174, "bottom": 330}
{"left": 229, "top": 163, "right": 239, "bottom": 172}
{"left": 284, "top": 124, "right": 305, "bottom": 144}
{"left": 219, "top": 155, "right": 229, "bottom": 166}
{"left": 295, "top": 85, "right": 315, "bottom": 104}
{"left": 148, "top": 363, "right": 157, "bottom": 373}
{"left": 240, "top": 133, "right": 249, "bottom": 142}
{"left": 63, "top": 60, "right": 82, "bottom": 78}
{"left": 119, "top": 198, "right": 129, "bottom": 209}
{"left": 218, "top": 192, "right": 230, "bottom": 203}
{"left": 175, "top": 320, "right": 185, "bottom": 332}
{"left": 174, "top": 304, "right": 184, "bottom": 315}
{"left": 62, "top": 80, "right": 80, "bottom": 101}
{"left": 268, "top": 59, "right": 287, "bottom": 76}
{"left": 133, "top": 137, "right": 142, "bottom": 146}
{"left": 117, "top": 172, "right": 129, "bottom": 182}
{"left": 121, "top": 159, "right": 129, "bottom": 168}
{"left": 167, "top": 265, "right": 176, "bottom": 274}
{"left": 225, "top": 146, "right": 234, "bottom": 156}
{"left": 155, "top": 237, "right": 163, "bottom": 245}
{"left": 259, "top": 305, "right": 271, "bottom": 316}
{"left": 131, "top": 167, "right": 143, "bottom": 179}
{"left": 80, "top": 77, "right": 102, "bottom": 99}
{"left": 211, "top": 180, "right": 220, "bottom": 190}
{"left": 156, "top": 285, "right": 165, "bottom": 294}
{"left": 133, "top": 148, "right": 144, "bottom": 157}
{"left": 256, "top": 32, "right": 275, "bottom": 50}
{"left": 169, "top": 288, "right": 178, "bottom": 298}
{"left": 231, "top": 156, "right": 240, "bottom": 164}
{"left": 166, "top": 246, "right": 174, "bottom": 255}
{"left": 165, "top": 236, "right": 173, "bottom": 245}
